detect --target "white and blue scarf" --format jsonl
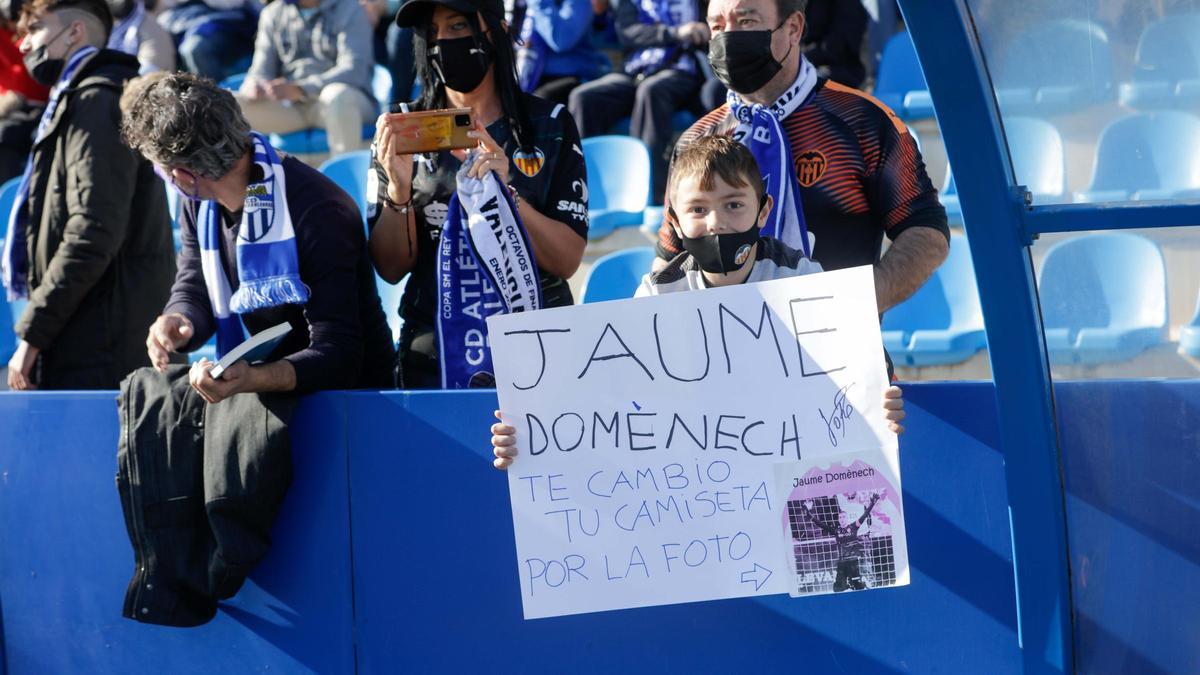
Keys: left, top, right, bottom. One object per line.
{"left": 727, "top": 56, "right": 817, "bottom": 257}
{"left": 2, "top": 45, "right": 97, "bottom": 302}
{"left": 198, "top": 132, "right": 308, "bottom": 358}
{"left": 624, "top": 0, "right": 697, "bottom": 77}
{"left": 437, "top": 157, "right": 542, "bottom": 388}
{"left": 108, "top": 2, "right": 146, "bottom": 60}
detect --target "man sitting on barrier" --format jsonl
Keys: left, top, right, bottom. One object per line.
{"left": 114, "top": 72, "right": 394, "bottom": 627}
{"left": 491, "top": 136, "right": 904, "bottom": 470}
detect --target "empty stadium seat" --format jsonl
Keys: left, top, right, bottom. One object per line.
{"left": 319, "top": 150, "right": 373, "bottom": 223}
{"left": 1037, "top": 232, "right": 1167, "bottom": 365}
{"left": 873, "top": 31, "right": 935, "bottom": 120}
{"left": 994, "top": 20, "right": 1114, "bottom": 116}
{"left": 581, "top": 247, "right": 655, "bottom": 303}
{"left": 1181, "top": 291, "right": 1200, "bottom": 358}
{"left": 1075, "top": 111, "right": 1200, "bottom": 203}
{"left": 582, "top": 136, "right": 651, "bottom": 239}
{"left": 881, "top": 234, "right": 986, "bottom": 366}
{"left": 942, "top": 117, "right": 1067, "bottom": 223}
{"left": 1118, "top": 13, "right": 1200, "bottom": 109}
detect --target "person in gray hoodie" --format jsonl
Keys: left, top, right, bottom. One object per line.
{"left": 235, "top": 0, "right": 376, "bottom": 156}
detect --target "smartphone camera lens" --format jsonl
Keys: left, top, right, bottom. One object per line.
{"left": 454, "top": 114, "right": 471, "bottom": 127}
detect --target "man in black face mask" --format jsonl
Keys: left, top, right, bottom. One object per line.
{"left": 652, "top": 0, "right": 949, "bottom": 319}
{"left": 3, "top": 0, "right": 174, "bottom": 390}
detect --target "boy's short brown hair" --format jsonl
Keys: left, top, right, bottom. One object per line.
{"left": 668, "top": 135, "right": 766, "bottom": 203}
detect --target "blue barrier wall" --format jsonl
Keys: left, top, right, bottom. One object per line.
{"left": 1, "top": 381, "right": 1196, "bottom": 673}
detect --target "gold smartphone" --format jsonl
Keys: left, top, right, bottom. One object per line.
{"left": 386, "top": 108, "right": 476, "bottom": 154}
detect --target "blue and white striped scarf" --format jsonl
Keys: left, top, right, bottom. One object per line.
{"left": 624, "top": 0, "right": 696, "bottom": 77}
{"left": 437, "top": 158, "right": 542, "bottom": 388}
{"left": 197, "top": 133, "right": 308, "bottom": 358}
{"left": 2, "top": 45, "right": 98, "bottom": 301}
{"left": 727, "top": 57, "right": 817, "bottom": 257}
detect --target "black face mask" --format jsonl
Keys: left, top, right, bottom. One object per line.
{"left": 430, "top": 35, "right": 493, "bottom": 93}
{"left": 708, "top": 23, "right": 792, "bottom": 95}
{"left": 23, "top": 26, "right": 73, "bottom": 87}
{"left": 680, "top": 224, "right": 761, "bottom": 275}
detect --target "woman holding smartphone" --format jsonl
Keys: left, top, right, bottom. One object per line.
{"left": 368, "top": 0, "right": 589, "bottom": 389}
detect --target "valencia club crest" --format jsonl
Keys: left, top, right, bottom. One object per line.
{"left": 513, "top": 147, "right": 546, "bottom": 178}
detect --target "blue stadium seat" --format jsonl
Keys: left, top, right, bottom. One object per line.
{"left": 219, "top": 72, "right": 246, "bottom": 91}
{"left": 1038, "top": 232, "right": 1167, "bottom": 365}
{"left": 0, "top": 176, "right": 20, "bottom": 361}
{"left": 1075, "top": 111, "right": 1200, "bottom": 203}
{"left": 942, "top": 117, "right": 1067, "bottom": 224}
{"left": 873, "top": 31, "right": 935, "bottom": 120}
{"left": 1118, "top": 13, "right": 1200, "bottom": 109}
{"left": 319, "top": 150, "right": 373, "bottom": 223}
{"left": 994, "top": 20, "right": 1114, "bottom": 116}
{"left": 1181, "top": 290, "right": 1200, "bottom": 358}
{"left": 581, "top": 247, "right": 655, "bottom": 303}
{"left": 881, "top": 234, "right": 986, "bottom": 366}
{"left": 582, "top": 136, "right": 651, "bottom": 239}
{"left": 317, "top": 150, "right": 405, "bottom": 343}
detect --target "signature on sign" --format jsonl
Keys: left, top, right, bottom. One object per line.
{"left": 818, "top": 383, "right": 855, "bottom": 447}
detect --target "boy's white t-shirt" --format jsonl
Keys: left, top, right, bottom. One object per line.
{"left": 635, "top": 237, "right": 824, "bottom": 297}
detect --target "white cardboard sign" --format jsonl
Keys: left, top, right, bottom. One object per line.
{"left": 487, "top": 265, "right": 905, "bottom": 619}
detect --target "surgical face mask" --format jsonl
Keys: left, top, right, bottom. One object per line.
{"left": 708, "top": 22, "right": 793, "bottom": 95}
{"left": 430, "top": 34, "right": 493, "bottom": 93}
{"left": 155, "top": 164, "right": 202, "bottom": 202}
{"left": 23, "top": 25, "right": 74, "bottom": 87}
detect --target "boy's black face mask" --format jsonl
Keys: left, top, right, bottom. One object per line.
{"left": 675, "top": 198, "right": 766, "bottom": 275}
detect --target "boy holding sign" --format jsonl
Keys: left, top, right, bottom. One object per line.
{"left": 492, "top": 136, "right": 905, "bottom": 469}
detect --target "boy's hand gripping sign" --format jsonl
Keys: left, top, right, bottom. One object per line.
{"left": 487, "top": 266, "right": 909, "bottom": 619}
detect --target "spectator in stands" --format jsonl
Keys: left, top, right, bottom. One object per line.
{"left": 3, "top": 0, "right": 174, "bottom": 390}
{"left": 514, "top": 0, "right": 609, "bottom": 105}
{"left": 0, "top": 0, "right": 48, "bottom": 183}
{"left": 117, "top": 73, "right": 394, "bottom": 625}
{"left": 567, "top": 0, "right": 707, "bottom": 198}
{"left": 153, "top": 0, "right": 257, "bottom": 82}
{"left": 235, "top": 0, "right": 376, "bottom": 157}
{"left": 491, "top": 136, "right": 904, "bottom": 470}
{"left": 653, "top": 0, "right": 949, "bottom": 314}
{"left": 105, "top": 0, "right": 174, "bottom": 72}
{"left": 127, "top": 72, "right": 395, "bottom": 399}
{"left": 370, "top": 0, "right": 588, "bottom": 388}
{"left": 800, "top": 0, "right": 866, "bottom": 88}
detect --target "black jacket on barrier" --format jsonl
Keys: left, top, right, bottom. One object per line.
{"left": 116, "top": 365, "right": 296, "bottom": 627}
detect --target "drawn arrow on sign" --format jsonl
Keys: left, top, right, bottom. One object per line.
{"left": 740, "top": 563, "right": 773, "bottom": 591}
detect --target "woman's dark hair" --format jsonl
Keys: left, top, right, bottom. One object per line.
{"left": 411, "top": 8, "right": 535, "bottom": 153}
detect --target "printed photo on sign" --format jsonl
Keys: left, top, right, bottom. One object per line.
{"left": 774, "top": 454, "right": 908, "bottom": 598}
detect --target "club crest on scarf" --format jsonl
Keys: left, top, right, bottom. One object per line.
{"left": 240, "top": 182, "right": 275, "bottom": 243}
{"left": 796, "top": 150, "right": 827, "bottom": 187}
{"left": 512, "top": 147, "right": 545, "bottom": 177}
